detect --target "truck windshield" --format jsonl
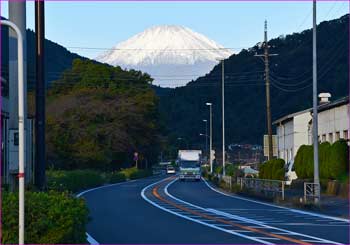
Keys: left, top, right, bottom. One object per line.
{"left": 180, "top": 161, "right": 199, "bottom": 168}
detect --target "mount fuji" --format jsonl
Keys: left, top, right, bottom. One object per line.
{"left": 95, "top": 25, "right": 233, "bottom": 87}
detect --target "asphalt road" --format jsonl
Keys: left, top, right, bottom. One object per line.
{"left": 82, "top": 175, "right": 350, "bottom": 244}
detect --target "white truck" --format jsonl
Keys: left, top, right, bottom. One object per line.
{"left": 178, "top": 150, "right": 202, "bottom": 181}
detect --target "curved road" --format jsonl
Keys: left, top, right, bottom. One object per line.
{"left": 82, "top": 175, "right": 349, "bottom": 244}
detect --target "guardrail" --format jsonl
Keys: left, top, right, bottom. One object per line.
{"left": 237, "top": 177, "right": 286, "bottom": 200}
{"left": 304, "top": 182, "right": 320, "bottom": 202}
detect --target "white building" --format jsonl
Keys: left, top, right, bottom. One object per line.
{"left": 273, "top": 109, "right": 312, "bottom": 163}
{"left": 273, "top": 96, "right": 349, "bottom": 164}
{"left": 313, "top": 97, "right": 349, "bottom": 144}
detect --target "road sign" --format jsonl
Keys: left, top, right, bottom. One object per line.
{"left": 133, "top": 152, "right": 139, "bottom": 161}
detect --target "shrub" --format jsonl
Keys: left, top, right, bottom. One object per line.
{"left": 294, "top": 145, "right": 313, "bottom": 179}
{"left": 329, "top": 139, "right": 349, "bottom": 179}
{"left": 47, "top": 169, "right": 105, "bottom": 193}
{"left": 109, "top": 172, "right": 127, "bottom": 183}
{"left": 225, "top": 164, "right": 235, "bottom": 176}
{"left": 294, "top": 140, "right": 349, "bottom": 180}
{"left": 214, "top": 165, "right": 223, "bottom": 175}
{"left": 319, "top": 142, "right": 331, "bottom": 179}
{"left": 129, "top": 169, "right": 152, "bottom": 179}
{"left": 2, "top": 191, "right": 88, "bottom": 244}
{"left": 120, "top": 167, "right": 138, "bottom": 179}
{"left": 259, "top": 159, "right": 285, "bottom": 180}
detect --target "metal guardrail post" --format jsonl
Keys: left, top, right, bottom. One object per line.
{"left": 281, "top": 181, "right": 285, "bottom": 200}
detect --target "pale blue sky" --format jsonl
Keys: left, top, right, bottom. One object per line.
{"left": 1, "top": 1, "right": 349, "bottom": 59}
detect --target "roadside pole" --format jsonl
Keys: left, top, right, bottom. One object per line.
{"left": 312, "top": 0, "right": 320, "bottom": 204}
{"left": 206, "top": 103, "right": 213, "bottom": 173}
{"left": 35, "top": 0, "right": 46, "bottom": 190}
{"left": 1, "top": 20, "right": 25, "bottom": 245}
{"left": 221, "top": 60, "right": 225, "bottom": 176}
{"left": 203, "top": 119, "right": 208, "bottom": 161}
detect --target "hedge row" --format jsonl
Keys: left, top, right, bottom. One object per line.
{"left": 47, "top": 167, "right": 153, "bottom": 193}
{"left": 294, "top": 139, "right": 349, "bottom": 180}
{"left": 2, "top": 191, "right": 88, "bottom": 244}
{"left": 47, "top": 169, "right": 105, "bottom": 193}
{"left": 259, "top": 159, "right": 285, "bottom": 180}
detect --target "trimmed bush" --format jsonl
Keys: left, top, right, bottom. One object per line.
{"left": 47, "top": 169, "right": 105, "bottom": 193}
{"left": 2, "top": 191, "right": 88, "bottom": 244}
{"left": 329, "top": 139, "right": 349, "bottom": 179}
{"left": 109, "top": 172, "right": 127, "bottom": 183}
{"left": 259, "top": 158, "right": 285, "bottom": 180}
{"left": 294, "top": 140, "right": 349, "bottom": 180}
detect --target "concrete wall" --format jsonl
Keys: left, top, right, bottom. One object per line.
{"left": 276, "top": 111, "right": 311, "bottom": 164}
{"left": 318, "top": 104, "right": 349, "bottom": 143}
{"left": 293, "top": 112, "right": 312, "bottom": 159}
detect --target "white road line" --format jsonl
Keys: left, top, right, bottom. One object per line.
{"left": 207, "top": 209, "right": 342, "bottom": 245}
{"left": 141, "top": 177, "right": 273, "bottom": 245}
{"left": 273, "top": 232, "right": 292, "bottom": 235}
{"left": 164, "top": 178, "right": 342, "bottom": 245}
{"left": 254, "top": 237, "right": 280, "bottom": 240}
{"left": 86, "top": 232, "right": 99, "bottom": 244}
{"left": 202, "top": 178, "right": 350, "bottom": 223}
{"left": 76, "top": 180, "right": 136, "bottom": 197}
{"left": 302, "top": 239, "right": 326, "bottom": 242}
{"left": 231, "top": 230, "right": 253, "bottom": 233}
{"left": 76, "top": 176, "right": 156, "bottom": 244}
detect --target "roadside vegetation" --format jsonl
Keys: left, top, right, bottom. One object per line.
{"left": 2, "top": 191, "right": 88, "bottom": 244}
{"left": 3, "top": 59, "right": 161, "bottom": 244}
{"left": 259, "top": 159, "right": 285, "bottom": 180}
{"left": 294, "top": 139, "right": 349, "bottom": 182}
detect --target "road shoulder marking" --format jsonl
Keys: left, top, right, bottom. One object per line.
{"left": 202, "top": 178, "right": 350, "bottom": 223}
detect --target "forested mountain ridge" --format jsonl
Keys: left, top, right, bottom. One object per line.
{"left": 159, "top": 14, "right": 349, "bottom": 149}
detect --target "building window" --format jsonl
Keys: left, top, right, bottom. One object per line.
{"left": 335, "top": 132, "right": 340, "bottom": 141}
{"left": 344, "top": 130, "right": 349, "bottom": 140}
{"left": 329, "top": 133, "right": 333, "bottom": 143}
{"left": 322, "top": 134, "right": 326, "bottom": 142}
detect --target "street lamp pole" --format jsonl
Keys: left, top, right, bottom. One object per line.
{"left": 203, "top": 119, "right": 208, "bottom": 161}
{"left": 206, "top": 103, "right": 213, "bottom": 173}
{"left": 1, "top": 20, "right": 25, "bottom": 245}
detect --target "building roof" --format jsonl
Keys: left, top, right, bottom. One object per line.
{"left": 273, "top": 96, "right": 349, "bottom": 125}
{"left": 317, "top": 96, "right": 349, "bottom": 112}
{"left": 273, "top": 108, "right": 311, "bottom": 125}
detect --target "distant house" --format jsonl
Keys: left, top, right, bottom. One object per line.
{"left": 273, "top": 95, "right": 349, "bottom": 164}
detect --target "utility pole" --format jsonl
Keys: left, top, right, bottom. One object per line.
{"left": 206, "top": 103, "right": 213, "bottom": 173}
{"left": 255, "top": 20, "right": 278, "bottom": 161}
{"left": 222, "top": 60, "right": 225, "bottom": 175}
{"left": 312, "top": 0, "right": 320, "bottom": 204}
{"left": 216, "top": 59, "right": 226, "bottom": 175}
{"left": 35, "top": 0, "right": 46, "bottom": 190}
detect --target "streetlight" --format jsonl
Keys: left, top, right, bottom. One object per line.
{"left": 206, "top": 102, "right": 213, "bottom": 173}
{"left": 216, "top": 58, "right": 226, "bottom": 176}
{"left": 202, "top": 119, "right": 208, "bottom": 161}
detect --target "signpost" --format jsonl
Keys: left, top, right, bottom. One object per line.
{"left": 134, "top": 152, "right": 139, "bottom": 168}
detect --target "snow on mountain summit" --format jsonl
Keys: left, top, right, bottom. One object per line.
{"left": 96, "top": 25, "right": 233, "bottom": 87}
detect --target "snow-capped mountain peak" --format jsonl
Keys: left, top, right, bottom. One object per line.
{"left": 96, "top": 25, "right": 233, "bottom": 87}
